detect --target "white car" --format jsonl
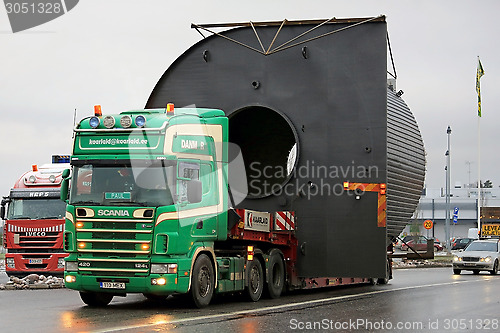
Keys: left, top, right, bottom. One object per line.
{"left": 453, "top": 239, "right": 500, "bottom": 275}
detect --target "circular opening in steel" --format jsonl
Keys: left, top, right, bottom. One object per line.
{"left": 229, "top": 106, "right": 298, "bottom": 198}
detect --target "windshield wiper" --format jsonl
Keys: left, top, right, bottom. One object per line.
{"left": 71, "top": 201, "right": 101, "bottom": 206}
{"left": 39, "top": 216, "right": 61, "bottom": 220}
{"left": 10, "top": 216, "right": 31, "bottom": 220}
{"left": 108, "top": 201, "right": 148, "bottom": 207}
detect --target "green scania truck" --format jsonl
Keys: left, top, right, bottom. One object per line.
{"left": 62, "top": 17, "right": 426, "bottom": 307}
{"left": 63, "top": 104, "right": 309, "bottom": 307}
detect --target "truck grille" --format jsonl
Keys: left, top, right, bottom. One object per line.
{"left": 19, "top": 232, "right": 60, "bottom": 248}
{"left": 76, "top": 217, "right": 153, "bottom": 276}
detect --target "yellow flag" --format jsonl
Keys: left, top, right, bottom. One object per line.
{"left": 476, "top": 58, "right": 485, "bottom": 117}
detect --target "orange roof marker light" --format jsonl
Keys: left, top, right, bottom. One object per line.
{"left": 166, "top": 103, "right": 175, "bottom": 116}
{"left": 94, "top": 105, "right": 102, "bottom": 116}
{"left": 32, "top": 165, "right": 38, "bottom": 172}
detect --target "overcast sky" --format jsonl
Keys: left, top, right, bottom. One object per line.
{"left": 1, "top": 0, "right": 499, "bottom": 198}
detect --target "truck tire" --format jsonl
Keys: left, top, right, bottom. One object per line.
{"left": 266, "top": 252, "right": 285, "bottom": 299}
{"left": 190, "top": 254, "right": 214, "bottom": 308}
{"left": 377, "top": 259, "right": 390, "bottom": 285}
{"left": 246, "top": 259, "right": 264, "bottom": 302}
{"left": 490, "top": 260, "right": 498, "bottom": 275}
{"left": 79, "top": 291, "right": 113, "bottom": 307}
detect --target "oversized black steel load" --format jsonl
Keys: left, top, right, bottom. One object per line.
{"left": 146, "top": 17, "right": 425, "bottom": 278}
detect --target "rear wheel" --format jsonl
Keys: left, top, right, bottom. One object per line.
{"left": 190, "top": 254, "right": 214, "bottom": 308}
{"left": 453, "top": 269, "right": 461, "bottom": 275}
{"left": 377, "top": 259, "right": 391, "bottom": 285}
{"left": 246, "top": 259, "right": 264, "bottom": 301}
{"left": 490, "top": 260, "right": 499, "bottom": 275}
{"left": 266, "top": 252, "right": 285, "bottom": 299}
{"left": 79, "top": 291, "right": 113, "bottom": 307}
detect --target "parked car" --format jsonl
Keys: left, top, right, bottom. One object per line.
{"left": 401, "top": 235, "right": 443, "bottom": 252}
{"left": 452, "top": 239, "right": 500, "bottom": 275}
{"left": 451, "top": 238, "right": 475, "bottom": 251}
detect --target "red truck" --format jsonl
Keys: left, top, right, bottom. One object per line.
{"left": 1, "top": 155, "right": 69, "bottom": 275}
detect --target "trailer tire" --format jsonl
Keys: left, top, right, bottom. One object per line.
{"left": 79, "top": 291, "right": 113, "bottom": 307}
{"left": 266, "top": 253, "right": 285, "bottom": 299}
{"left": 246, "top": 259, "right": 264, "bottom": 302}
{"left": 377, "top": 259, "right": 391, "bottom": 285}
{"left": 190, "top": 254, "right": 214, "bottom": 308}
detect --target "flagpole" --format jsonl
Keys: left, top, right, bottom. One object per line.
{"left": 476, "top": 56, "right": 484, "bottom": 238}
{"left": 477, "top": 114, "right": 481, "bottom": 236}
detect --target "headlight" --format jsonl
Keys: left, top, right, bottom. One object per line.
{"left": 453, "top": 256, "right": 462, "bottom": 262}
{"left": 103, "top": 115, "right": 115, "bottom": 129}
{"left": 6, "top": 258, "right": 15, "bottom": 268}
{"left": 65, "top": 261, "right": 78, "bottom": 271}
{"left": 89, "top": 116, "right": 100, "bottom": 128}
{"left": 65, "top": 275, "right": 76, "bottom": 283}
{"left": 484, "top": 256, "right": 492, "bottom": 263}
{"left": 58, "top": 258, "right": 65, "bottom": 269}
{"left": 120, "top": 115, "right": 132, "bottom": 128}
{"left": 151, "top": 263, "right": 178, "bottom": 274}
{"left": 135, "top": 115, "right": 146, "bottom": 127}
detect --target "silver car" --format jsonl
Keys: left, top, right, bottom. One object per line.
{"left": 453, "top": 239, "right": 500, "bottom": 275}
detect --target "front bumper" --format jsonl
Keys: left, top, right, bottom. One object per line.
{"left": 64, "top": 272, "right": 190, "bottom": 294}
{"left": 453, "top": 262, "right": 494, "bottom": 271}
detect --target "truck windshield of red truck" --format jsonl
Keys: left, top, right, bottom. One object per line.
{"left": 6, "top": 198, "right": 66, "bottom": 220}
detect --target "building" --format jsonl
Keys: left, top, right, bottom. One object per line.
{"left": 400, "top": 186, "right": 500, "bottom": 243}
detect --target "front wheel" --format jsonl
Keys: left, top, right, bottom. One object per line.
{"left": 490, "top": 260, "right": 499, "bottom": 275}
{"left": 79, "top": 291, "right": 113, "bottom": 307}
{"left": 453, "top": 268, "right": 461, "bottom": 275}
{"left": 190, "top": 254, "right": 215, "bottom": 308}
{"left": 246, "top": 259, "right": 264, "bottom": 302}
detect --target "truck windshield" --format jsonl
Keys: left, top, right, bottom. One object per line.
{"left": 69, "top": 162, "right": 175, "bottom": 207}
{"left": 7, "top": 198, "right": 67, "bottom": 220}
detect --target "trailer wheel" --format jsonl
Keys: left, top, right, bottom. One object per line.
{"left": 190, "top": 254, "right": 214, "bottom": 308}
{"left": 377, "top": 259, "right": 391, "bottom": 285}
{"left": 246, "top": 259, "right": 264, "bottom": 302}
{"left": 266, "top": 253, "right": 285, "bottom": 299}
{"left": 79, "top": 291, "right": 113, "bottom": 307}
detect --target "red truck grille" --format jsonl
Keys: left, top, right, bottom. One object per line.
{"left": 18, "top": 232, "right": 60, "bottom": 248}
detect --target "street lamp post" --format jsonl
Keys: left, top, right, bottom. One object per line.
{"left": 445, "top": 126, "right": 452, "bottom": 251}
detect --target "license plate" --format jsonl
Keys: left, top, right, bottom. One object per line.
{"left": 29, "top": 259, "right": 43, "bottom": 264}
{"left": 100, "top": 282, "right": 126, "bottom": 289}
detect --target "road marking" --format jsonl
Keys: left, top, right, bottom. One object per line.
{"left": 91, "top": 278, "right": 493, "bottom": 333}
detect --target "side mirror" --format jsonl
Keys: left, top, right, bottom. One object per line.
{"left": 62, "top": 168, "right": 71, "bottom": 178}
{"left": 60, "top": 169, "right": 71, "bottom": 202}
{"left": 187, "top": 180, "right": 202, "bottom": 204}
{"left": 0, "top": 204, "right": 5, "bottom": 220}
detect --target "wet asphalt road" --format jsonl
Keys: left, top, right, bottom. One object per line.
{"left": 1, "top": 267, "right": 499, "bottom": 332}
